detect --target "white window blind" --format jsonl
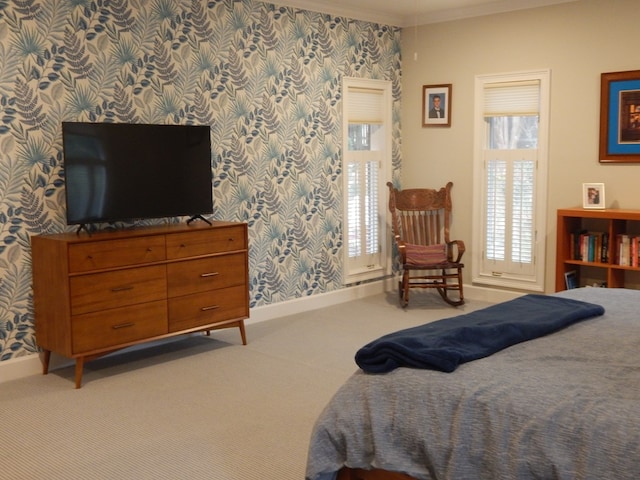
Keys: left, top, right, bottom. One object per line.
{"left": 348, "top": 88, "right": 384, "bottom": 124}
{"left": 484, "top": 81, "right": 540, "bottom": 116}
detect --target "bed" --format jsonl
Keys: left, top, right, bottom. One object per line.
{"left": 306, "top": 287, "right": 640, "bottom": 480}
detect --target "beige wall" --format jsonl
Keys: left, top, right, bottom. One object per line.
{"left": 401, "top": 0, "right": 640, "bottom": 292}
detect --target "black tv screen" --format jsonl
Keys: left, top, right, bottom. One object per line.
{"left": 62, "top": 122, "right": 213, "bottom": 226}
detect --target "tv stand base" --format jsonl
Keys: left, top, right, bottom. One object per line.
{"left": 187, "top": 214, "right": 212, "bottom": 225}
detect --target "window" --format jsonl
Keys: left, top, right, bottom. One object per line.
{"left": 472, "top": 71, "right": 550, "bottom": 291}
{"left": 343, "top": 78, "right": 392, "bottom": 284}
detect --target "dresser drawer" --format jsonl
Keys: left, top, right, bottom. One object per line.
{"left": 168, "top": 285, "right": 248, "bottom": 332}
{"left": 167, "top": 253, "right": 246, "bottom": 297}
{"left": 69, "top": 236, "right": 166, "bottom": 273}
{"left": 70, "top": 265, "right": 167, "bottom": 315}
{"left": 166, "top": 225, "right": 246, "bottom": 259}
{"left": 72, "top": 300, "right": 168, "bottom": 353}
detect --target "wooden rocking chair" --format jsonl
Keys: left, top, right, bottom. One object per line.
{"left": 387, "top": 181, "right": 465, "bottom": 307}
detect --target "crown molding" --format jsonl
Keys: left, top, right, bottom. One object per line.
{"left": 268, "top": 0, "right": 579, "bottom": 27}
{"left": 409, "top": 0, "right": 578, "bottom": 26}
{"left": 270, "top": 0, "right": 405, "bottom": 26}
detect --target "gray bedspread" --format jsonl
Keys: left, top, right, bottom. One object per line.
{"left": 306, "top": 288, "right": 640, "bottom": 480}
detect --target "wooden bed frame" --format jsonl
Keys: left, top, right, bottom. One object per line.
{"left": 337, "top": 467, "right": 418, "bottom": 480}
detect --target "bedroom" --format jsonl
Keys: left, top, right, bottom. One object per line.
{"left": 1, "top": 0, "right": 639, "bottom": 477}
{"left": 3, "top": 0, "right": 636, "bottom": 367}
{"left": 1, "top": 0, "right": 638, "bottom": 378}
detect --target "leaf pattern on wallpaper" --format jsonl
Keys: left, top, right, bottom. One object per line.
{"left": 257, "top": 10, "right": 278, "bottom": 51}
{"left": 192, "top": 87, "right": 214, "bottom": 125}
{"left": 0, "top": 153, "right": 30, "bottom": 208}
{"left": 0, "top": 0, "right": 401, "bottom": 359}
{"left": 21, "top": 186, "right": 56, "bottom": 232}
{"left": 89, "top": 51, "right": 120, "bottom": 105}
{"left": 190, "top": 0, "right": 213, "bottom": 40}
{"left": 110, "top": 0, "right": 135, "bottom": 32}
{"left": 0, "top": 42, "right": 20, "bottom": 98}
{"left": 153, "top": 38, "right": 176, "bottom": 83}
{"left": 35, "top": 0, "right": 71, "bottom": 44}
{"left": 11, "top": 0, "right": 40, "bottom": 20}
{"left": 112, "top": 84, "right": 140, "bottom": 122}
{"left": 0, "top": 260, "right": 36, "bottom": 357}
{"left": 64, "top": 29, "right": 92, "bottom": 78}
{"left": 312, "top": 19, "right": 330, "bottom": 59}
{"left": 260, "top": 93, "right": 280, "bottom": 133}
{"left": 227, "top": 48, "right": 249, "bottom": 91}
{"left": 256, "top": 256, "right": 283, "bottom": 304}
{"left": 14, "top": 80, "right": 46, "bottom": 130}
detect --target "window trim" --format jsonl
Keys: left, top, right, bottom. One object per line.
{"left": 471, "top": 69, "right": 550, "bottom": 292}
{"left": 342, "top": 77, "right": 392, "bottom": 285}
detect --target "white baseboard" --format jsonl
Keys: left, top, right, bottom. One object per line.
{"left": 464, "top": 284, "right": 523, "bottom": 304}
{"left": 0, "top": 354, "right": 44, "bottom": 384}
{"left": 247, "top": 277, "right": 393, "bottom": 324}
{"left": 0, "top": 279, "right": 519, "bottom": 384}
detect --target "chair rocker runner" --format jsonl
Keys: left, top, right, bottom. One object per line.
{"left": 387, "top": 181, "right": 465, "bottom": 307}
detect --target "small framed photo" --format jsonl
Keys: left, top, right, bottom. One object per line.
{"left": 582, "top": 183, "right": 605, "bottom": 209}
{"left": 564, "top": 270, "right": 578, "bottom": 289}
{"left": 422, "top": 84, "right": 451, "bottom": 127}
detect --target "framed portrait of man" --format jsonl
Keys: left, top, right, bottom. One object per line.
{"left": 422, "top": 84, "right": 451, "bottom": 127}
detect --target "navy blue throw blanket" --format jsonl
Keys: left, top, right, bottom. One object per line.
{"left": 355, "top": 294, "right": 605, "bottom": 373}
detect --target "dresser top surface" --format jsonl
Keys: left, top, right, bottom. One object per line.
{"left": 31, "top": 221, "right": 246, "bottom": 244}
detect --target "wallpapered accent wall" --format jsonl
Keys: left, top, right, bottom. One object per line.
{"left": 0, "top": 0, "right": 401, "bottom": 361}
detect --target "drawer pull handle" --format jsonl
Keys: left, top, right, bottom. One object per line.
{"left": 111, "top": 286, "right": 134, "bottom": 292}
{"left": 200, "top": 272, "right": 220, "bottom": 278}
{"left": 112, "top": 322, "right": 134, "bottom": 330}
{"left": 201, "top": 305, "right": 220, "bottom": 311}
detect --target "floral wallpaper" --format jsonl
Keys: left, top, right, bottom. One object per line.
{"left": 0, "top": 0, "right": 401, "bottom": 362}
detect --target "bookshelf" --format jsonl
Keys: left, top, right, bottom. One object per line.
{"left": 556, "top": 208, "right": 640, "bottom": 291}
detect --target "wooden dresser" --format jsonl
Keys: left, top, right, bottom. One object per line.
{"left": 31, "top": 221, "right": 249, "bottom": 388}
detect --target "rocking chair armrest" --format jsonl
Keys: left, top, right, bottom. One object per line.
{"left": 446, "top": 239, "right": 466, "bottom": 263}
{"left": 396, "top": 238, "right": 408, "bottom": 264}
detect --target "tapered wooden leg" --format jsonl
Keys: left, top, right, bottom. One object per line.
{"left": 41, "top": 350, "right": 51, "bottom": 375}
{"left": 201, "top": 320, "right": 248, "bottom": 345}
{"left": 75, "top": 357, "right": 85, "bottom": 389}
{"left": 401, "top": 271, "right": 410, "bottom": 307}
{"left": 238, "top": 320, "right": 247, "bottom": 345}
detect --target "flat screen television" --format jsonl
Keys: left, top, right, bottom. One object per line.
{"left": 62, "top": 122, "right": 213, "bottom": 228}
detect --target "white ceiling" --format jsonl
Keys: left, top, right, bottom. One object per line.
{"left": 272, "top": 0, "right": 578, "bottom": 27}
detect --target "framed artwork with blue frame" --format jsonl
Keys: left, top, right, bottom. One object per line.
{"left": 599, "top": 70, "right": 640, "bottom": 163}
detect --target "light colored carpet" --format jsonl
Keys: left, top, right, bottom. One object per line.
{"left": 1, "top": 291, "right": 492, "bottom": 480}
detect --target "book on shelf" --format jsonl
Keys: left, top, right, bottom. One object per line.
{"left": 601, "top": 232, "right": 609, "bottom": 263}
{"left": 570, "top": 230, "right": 607, "bottom": 263}
{"left": 619, "top": 234, "right": 630, "bottom": 266}
{"left": 615, "top": 234, "right": 640, "bottom": 267}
